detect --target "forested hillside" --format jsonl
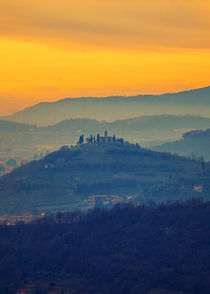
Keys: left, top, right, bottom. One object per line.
{"left": 0, "top": 143, "right": 209, "bottom": 215}
{"left": 0, "top": 200, "right": 209, "bottom": 293}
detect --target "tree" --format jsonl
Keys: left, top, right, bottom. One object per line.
{"left": 113, "top": 135, "right": 116, "bottom": 143}
{"left": 97, "top": 134, "right": 100, "bottom": 144}
{"left": 5, "top": 158, "right": 17, "bottom": 167}
{"left": 78, "top": 135, "right": 84, "bottom": 144}
{"left": 0, "top": 164, "right": 5, "bottom": 171}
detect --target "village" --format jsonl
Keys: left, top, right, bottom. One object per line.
{"left": 0, "top": 212, "right": 45, "bottom": 226}
{"left": 78, "top": 130, "right": 124, "bottom": 145}
{"left": 85, "top": 194, "right": 135, "bottom": 208}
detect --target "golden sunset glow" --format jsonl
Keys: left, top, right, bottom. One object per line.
{"left": 0, "top": 0, "right": 210, "bottom": 114}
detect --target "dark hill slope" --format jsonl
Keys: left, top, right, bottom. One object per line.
{"left": 0, "top": 143, "right": 209, "bottom": 215}
{"left": 0, "top": 201, "right": 210, "bottom": 293}
{"left": 153, "top": 128, "right": 210, "bottom": 160}
{"left": 1, "top": 86, "right": 210, "bottom": 125}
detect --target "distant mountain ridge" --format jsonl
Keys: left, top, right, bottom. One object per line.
{"left": 44, "top": 114, "right": 210, "bottom": 132}
{"left": 1, "top": 86, "right": 210, "bottom": 126}
{"left": 153, "top": 128, "right": 210, "bottom": 160}
{"left": 0, "top": 120, "right": 37, "bottom": 132}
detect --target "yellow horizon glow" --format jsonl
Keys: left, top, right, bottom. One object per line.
{"left": 0, "top": 0, "right": 210, "bottom": 115}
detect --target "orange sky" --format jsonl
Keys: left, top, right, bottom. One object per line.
{"left": 0, "top": 0, "right": 210, "bottom": 115}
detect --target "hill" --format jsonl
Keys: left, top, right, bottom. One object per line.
{"left": 46, "top": 114, "right": 210, "bottom": 137}
{"left": 0, "top": 201, "right": 210, "bottom": 293}
{"left": 1, "top": 115, "right": 210, "bottom": 161}
{"left": 1, "top": 86, "right": 210, "bottom": 126}
{"left": 153, "top": 128, "right": 210, "bottom": 160}
{"left": 0, "top": 120, "right": 37, "bottom": 132}
{"left": 0, "top": 142, "right": 209, "bottom": 215}
{"left": 0, "top": 119, "right": 39, "bottom": 163}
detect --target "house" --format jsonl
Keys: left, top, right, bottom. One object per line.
{"left": 194, "top": 184, "right": 203, "bottom": 192}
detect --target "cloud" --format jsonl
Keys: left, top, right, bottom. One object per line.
{"left": 0, "top": 0, "right": 210, "bottom": 50}
{"left": 0, "top": 0, "right": 209, "bottom": 113}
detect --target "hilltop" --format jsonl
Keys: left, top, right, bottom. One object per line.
{"left": 0, "top": 136, "right": 209, "bottom": 215}
{"left": 1, "top": 86, "right": 210, "bottom": 126}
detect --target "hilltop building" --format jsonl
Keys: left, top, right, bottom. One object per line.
{"left": 78, "top": 131, "right": 124, "bottom": 145}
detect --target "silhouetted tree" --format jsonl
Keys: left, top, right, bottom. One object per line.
{"left": 97, "top": 134, "right": 100, "bottom": 143}
{"left": 6, "top": 158, "right": 17, "bottom": 167}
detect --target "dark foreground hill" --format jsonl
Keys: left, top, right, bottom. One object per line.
{"left": 0, "top": 201, "right": 210, "bottom": 293}
{"left": 1, "top": 86, "right": 210, "bottom": 126}
{"left": 0, "top": 142, "right": 210, "bottom": 215}
{"left": 153, "top": 128, "right": 210, "bottom": 160}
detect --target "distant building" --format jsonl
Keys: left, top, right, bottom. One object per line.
{"left": 194, "top": 184, "right": 203, "bottom": 192}
{"left": 78, "top": 131, "right": 124, "bottom": 145}
{"left": 88, "top": 195, "right": 121, "bottom": 206}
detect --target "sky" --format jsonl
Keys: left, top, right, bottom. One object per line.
{"left": 0, "top": 0, "right": 210, "bottom": 115}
